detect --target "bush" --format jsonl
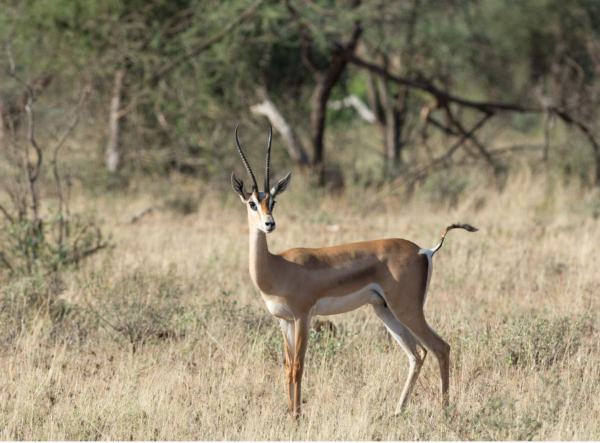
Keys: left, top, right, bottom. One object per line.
{"left": 86, "top": 270, "right": 187, "bottom": 352}
{"left": 501, "top": 314, "right": 593, "bottom": 369}
{"left": 0, "top": 214, "right": 110, "bottom": 278}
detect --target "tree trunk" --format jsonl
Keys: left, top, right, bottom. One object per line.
{"left": 250, "top": 94, "right": 309, "bottom": 166}
{"left": 309, "top": 59, "right": 348, "bottom": 183}
{"left": 376, "top": 76, "right": 405, "bottom": 166}
{"left": 106, "top": 69, "right": 124, "bottom": 173}
{"left": 366, "top": 71, "right": 385, "bottom": 125}
{"left": 0, "top": 96, "right": 6, "bottom": 151}
{"left": 366, "top": 71, "right": 388, "bottom": 155}
{"left": 595, "top": 149, "right": 600, "bottom": 187}
{"left": 310, "top": 79, "right": 327, "bottom": 169}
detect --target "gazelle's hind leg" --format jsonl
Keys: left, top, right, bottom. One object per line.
{"left": 387, "top": 307, "right": 451, "bottom": 408}
{"left": 372, "top": 303, "right": 427, "bottom": 414}
{"left": 383, "top": 253, "right": 452, "bottom": 408}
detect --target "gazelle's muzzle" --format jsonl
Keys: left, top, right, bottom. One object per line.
{"left": 263, "top": 215, "right": 276, "bottom": 233}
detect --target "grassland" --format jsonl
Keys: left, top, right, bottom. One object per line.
{"left": 0, "top": 169, "right": 599, "bottom": 440}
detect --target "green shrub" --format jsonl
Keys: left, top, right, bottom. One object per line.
{"left": 501, "top": 314, "right": 593, "bottom": 369}
{"left": 87, "top": 270, "right": 187, "bottom": 351}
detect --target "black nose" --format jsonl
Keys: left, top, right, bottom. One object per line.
{"left": 265, "top": 221, "right": 274, "bottom": 227}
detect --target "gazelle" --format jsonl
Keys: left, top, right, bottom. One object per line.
{"left": 231, "top": 125, "right": 477, "bottom": 417}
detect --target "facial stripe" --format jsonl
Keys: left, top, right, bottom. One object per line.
{"left": 260, "top": 196, "right": 271, "bottom": 214}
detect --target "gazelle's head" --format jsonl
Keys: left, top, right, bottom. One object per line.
{"left": 231, "top": 125, "right": 291, "bottom": 234}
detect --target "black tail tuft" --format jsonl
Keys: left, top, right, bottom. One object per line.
{"left": 431, "top": 223, "right": 478, "bottom": 255}
{"left": 448, "top": 223, "right": 478, "bottom": 233}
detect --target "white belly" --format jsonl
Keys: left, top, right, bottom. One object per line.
{"left": 314, "top": 283, "right": 384, "bottom": 316}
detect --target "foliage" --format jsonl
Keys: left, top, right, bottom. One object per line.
{"left": 86, "top": 269, "right": 187, "bottom": 351}
{"left": 501, "top": 314, "right": 593, "bottom": 369}
{"left": 0, "top": 214, "right": 109, "bottom": 277}
{"left": 0, "top": 74, "right": 108, "bottom": 279}
{"left": 2, "top": 0, "right": 600, "bottom": 186}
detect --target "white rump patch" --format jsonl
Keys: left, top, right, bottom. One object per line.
{"left": 418, "top": 248, "right": 434, "bottom": 307}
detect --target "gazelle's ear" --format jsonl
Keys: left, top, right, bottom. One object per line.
{"left": 270, "top": 172, "right": 292, "bottom": 197}
{"left": 231, "top": 172, "right": 248, "bottom": 202}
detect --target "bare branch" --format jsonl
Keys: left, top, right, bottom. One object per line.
{"left": 251, "top": 90, "right": 310, "bottom": 166}
{"left": 64, "top": 226, "right": 108, "bottom": 267}
{"left": 443, "top": 105, "right": 499, "bottom": 170}
{"left": 555, "top": 110, "right": 600, "bottom": 155}
{"left": 426, "top": 114, "right": 459, "bottom": 136}
{"left": 328, "top": 95, "right": 375, "bottom": 123}
{"left": 5, "top": 29, "right": 16, "bottom": 76}
{"left": 350, "top": 53, "right": 600, "bottom": 184}
{"left": 349, "top": 54, "right": 539, "bottom": 114}
{"left": 53, "top": 81, "right": 92, "bottom": 247}
{"left": 0, "top": 203, "right": 13, "bottom": 224}
{"left": 7, "top": 32, "right": 42, "bottom": 222}
{"left": 408, "top": 113, "right": 493, "bottom": 184}
{"left": 129, "top": 206, "right": 153, "bottom": 224}
{"left": 106, "top": 69, "right": 124, "bottom": 173}
{"left": 24, "top": 96, "right": 42, "bottom": 182}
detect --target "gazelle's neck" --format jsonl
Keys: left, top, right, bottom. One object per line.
{"left": 249, "top": 227, "right": 276, "bottom": 293}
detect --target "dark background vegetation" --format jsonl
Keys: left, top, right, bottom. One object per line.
{"left": 3, "top": 0, "right": 600, "bottom": 182}
{"left": 3, "top": 0, "right": 600, "bottom": 277}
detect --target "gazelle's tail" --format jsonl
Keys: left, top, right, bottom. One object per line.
{"left": 430, "top": 223, "right": 478, "bottom": 256}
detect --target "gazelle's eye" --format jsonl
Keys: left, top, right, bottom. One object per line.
{"left": 249, "top": 201, "right": 257, "bottom": 211}
{"left": 271, "top": 200, "right": 276, "bottom": 210}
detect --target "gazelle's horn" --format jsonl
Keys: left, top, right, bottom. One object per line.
{"left": 264, "top": 124, "right": 272, "bottom": 192}
{"left": 235, "top": 125, "right": 258, "bottom": 192}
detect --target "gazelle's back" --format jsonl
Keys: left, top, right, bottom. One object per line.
{"left": 279, "top": 237, "right": 422, "bottom": 268}
{"left": 276, "top": 238, "right": 428, "bottom": 306}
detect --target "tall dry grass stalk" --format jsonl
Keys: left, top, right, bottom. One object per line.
{"left": 0, "top": 170, "right": 598, "bottom": 440}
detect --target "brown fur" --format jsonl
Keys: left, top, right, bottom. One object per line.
{"left": 232, "top": 138, "right": 477, "bottom": 417}
{"left": 247, "top": 228, "right": 452, "bottom": 416}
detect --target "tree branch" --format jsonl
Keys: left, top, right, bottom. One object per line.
{"left": 349, "top": 54, "right": 539, "bottom": 114}
{"left": 0, "top": 203, "right": 13, "bottom": 223}
{"left": 443, "top": 104, "right": 499, "bottom": 170}
{"left": 284, "top": 0, "right": 320, "bottom": 74}
{"left": 350, "top": 53, "right": 600, "bottom": 183}
{"left": 151, "top": 0, "right": 263, "bottom": 84}
{"left": 251, "top": 90, "right": 310, "bottom": 166}
{"left": 53, "top": 81, "right": 92, "bottom": 247}
{"left": 409, "top": 113, "right": 493, "bottom": 184}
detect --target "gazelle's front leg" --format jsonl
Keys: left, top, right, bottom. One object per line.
{"left": 292, "top": 316, "right": 310, "bottom": 418}
{"left": 279, "top": 319, "right": 295, "bottom": 412}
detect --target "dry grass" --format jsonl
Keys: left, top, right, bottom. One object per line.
{"left": 0, "top": 169, "right": 599, "bottom": 440}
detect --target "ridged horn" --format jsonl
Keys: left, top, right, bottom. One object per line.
{"left": 234, "top": 125, "right": 258, "bottom": 192}
{"left": 264, "top": 124, "right": 272, "bottom": 192}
